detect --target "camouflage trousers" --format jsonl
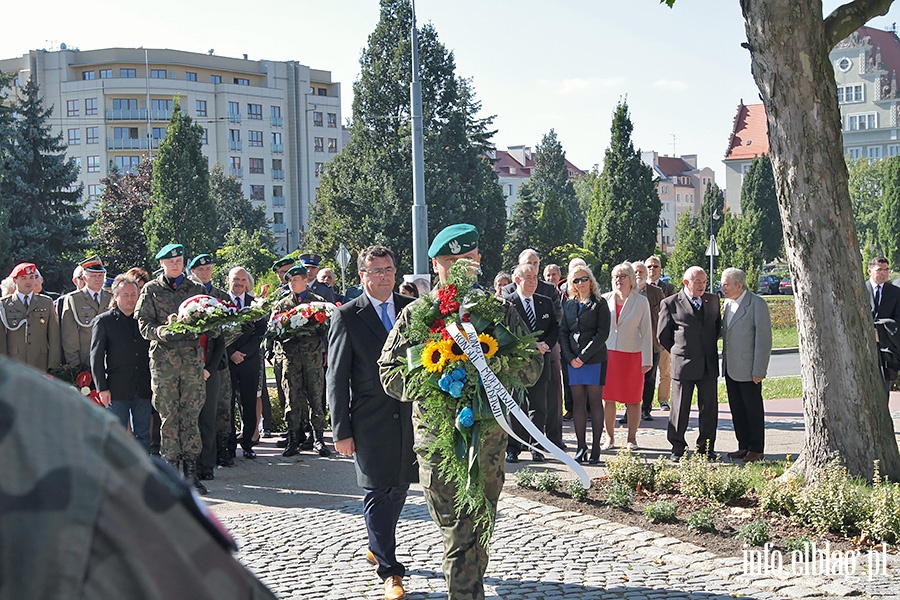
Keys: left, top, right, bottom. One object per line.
{"left": 216, "top": 366, "right": 233, "bottom": 437}
{"left": 150, "top": 345, "right": 205, "bottom": 461}
{"left": 419, "top": 424, "right": 506, "bottom": 600}
{"left": 272, "top": 355, "right": 287, "bottom": 418}
{"left": 280, "top": 352, "right": 324, "bottom": 433}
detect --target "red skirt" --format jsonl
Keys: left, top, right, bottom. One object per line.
{"left": 603, "top": 350, "right": 643, "bottom": 404}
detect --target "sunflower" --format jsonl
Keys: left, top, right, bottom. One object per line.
{"left": 478, "top": 333, "right": 499, "bottom": 359}
{"left": 421, "top": 341, "right": 448, "bottom": 373}
{"left": 445, "top": 338, "right": 468, "bottom": 362}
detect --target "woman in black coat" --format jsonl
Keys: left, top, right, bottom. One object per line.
{"left": 559, "top": 264, "right": 611, "bottom": 463}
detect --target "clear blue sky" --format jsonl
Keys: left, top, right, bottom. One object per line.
{"left": 4, "top": 0, "right": 900, "bottom": 188}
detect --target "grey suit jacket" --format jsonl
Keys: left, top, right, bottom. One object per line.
{"left": 721, "top": 291, "right": 772, "bottom": 382}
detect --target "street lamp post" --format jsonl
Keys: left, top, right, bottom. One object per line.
{"left": 706, "top": 207, "right": 721, "bottom": 293}
{"left": 657, "top": 217, "right": 668, "bottom": 253}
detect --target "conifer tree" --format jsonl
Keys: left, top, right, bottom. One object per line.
{"left": 89, "top": 160, "right": 153, "bottom": 273}
{"left": 503, "top": 188, "right": 541, "bottom": 268}
{"left": 209, "top": 163, "right": 275, "bottom": 250}
{"left": 739, "top": 155, "right": 782, "bottom": 262}
{"left": 878, "top": 155, "right": 900, "bottom": 268}
{"left": 0, "top": 76, "right": 88, "bottom": 289}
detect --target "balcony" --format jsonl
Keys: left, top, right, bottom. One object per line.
{"left": 273, "top": 196, "right": 285, "bottom": 206}
{"left": 228, "top": 113, "right": 242, "bottom": 123}
{"left": 229, "top": 140, "right": 242, "bottom": 151}
{"left": 106, "top": 108, "right": 146, "bottom": 121}
{"left": 272, "top": 143, "right": 284, "bottom": 154}
{"left": 149, "top": 109, "right": 174, "bottom": 121}
{"left": 272, "top": 169, "right": 285, "bottom": 180}
{"left": 272, "top": 223, "right": 286, "bottom": 233}
{"left": 271, "top": 116, "right": 283, "bottom": 127}
{"left": 107, "top": 138, "right": 149, "bottom": 150}
{"left": 230, "top": 167, "right": 243, "bottom": 178}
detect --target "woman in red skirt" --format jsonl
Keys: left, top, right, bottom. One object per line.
{"left": 602, "top": 263, "right": 653, "bottom": 451}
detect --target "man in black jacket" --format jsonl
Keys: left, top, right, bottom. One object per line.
{"left": 867, "top": 257, "right": 900, "bottom": 395}
{"left": 90, "top": 274, "right": 152, "bottom": 453}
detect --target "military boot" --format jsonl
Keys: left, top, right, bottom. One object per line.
{"left": 282, "top": 429, "right": 301, "bottom": 457}
{"left": 216, "top": 433, "right": 234, "bottom": 467}
{"left": 312, "top": 431, "right": 332, "bottom": 457}
{"left": 298, "top": 429, "right": 313, "bottom": 451}
{"left": 183, "top": 458, "right": 209, "bottom": 495}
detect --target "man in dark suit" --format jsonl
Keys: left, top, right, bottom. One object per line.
{"left": 657, "top": 266, "right": 722, "bottom": 460}
{"left": 225, "top": 267, "right": 267, "bottom": 459}
{"left": 647, "top": 255, "right": 676, "bottom": 411}
{"left": 327, "top": 245, "right": 417, "bottom": 600}
{"left": 867, "top": 257, "right": 900, "bottom": 395}
{"left": 634, "top": 261, "right": 666, "bottom": 421}
{"left": 90, "top": 274, "right": 152, "bottom": 453}
{"left": 504, "top": 263, "right": 559, "bottom": 463}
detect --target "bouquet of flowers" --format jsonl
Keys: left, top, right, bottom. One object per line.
{"left": 266, "top": 302, "right": 336, "bottom": 342}
{"left": 162, "top": 295, "right": 238, "bottom": 336}
{"left": 399, "top": 260, "right": 539, "bottom": 544}
{"left": 76, "top": 370, "right": 103, "bottom": 406}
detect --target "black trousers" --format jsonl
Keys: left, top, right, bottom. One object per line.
{"left": 640, "top": 351, "right": 661, "bottom": 413}
{"left": 545, "top": 344, "right": 564, "bottom": 446}
{"left": 364, "top": 484, "right": 409, "bottom": 580}
{"left": 198, "top": 369, "right": 220, "bottom": 470}
{"left": 724, "top": 372, "right": 765, "bottom": 453}
{"left": 230, "top": 355, "right": 261, "bottom": 451}
{"left": 668, "top": 374, "right": 718, "bottom": 456}
{"left": 508, "top": 351, "right": 552, "bottom": 454}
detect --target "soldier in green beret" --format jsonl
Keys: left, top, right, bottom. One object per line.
{"left": 134, "top": 243, "right": 209, "bottom": 494}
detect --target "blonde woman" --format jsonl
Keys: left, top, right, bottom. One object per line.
{"left": 602, "top": 263, "right": 653, "bottom": 451}
{"left": 558, "top": 264, "right": 610, "bottom": 463}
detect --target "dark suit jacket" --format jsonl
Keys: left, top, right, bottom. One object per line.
{"left": 502, "top": 280, "right": 563, "bottom": 321}
{"left": 90, "top": 308, "right": 152, "bottom": 400}
{"left": 327, "top": 293, "right": 418, "bottom": 488}
{"left": 869, "top": 280, "right": 900, "bottom": 323}
{"left": 503, "top": 292, "right": 558, "bottom": 347}
{"left": 658, "top": 290, "right": 722, "bottom": 381}
{"left": 558, "top": 295, "right": 610, "bottom": 365}
{"left": 650, "top": 279, "right": 676, "bottom": 297}
{"left": 226, "top": 293, "right": 267, "bottom": 365}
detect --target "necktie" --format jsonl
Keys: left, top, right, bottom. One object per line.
{"left": 93, "top": 292, "right": 99, "bottom": 305}
{"left": 380, "top": 301, "right": 393, "bottom": 332}
{"left": 23, "top": 295, "right": 29, "bottom": 310}
{"left": 874, "top": 285, "right": 882, "bottom": 313}
{"left": 691, "top": 297, "right": 702, "bottom": 312}
{"left": 524, "top": 297, "right": 537, "bottom": 331}
{"left": 235, "top": 296, "right": 242, "bottom": 309}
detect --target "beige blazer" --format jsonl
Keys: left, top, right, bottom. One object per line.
{"left": 61, "top": 287, "right": 112, "bottom": 367}
{"left": 603, "top": 291, "right": 653, "bottom": 367}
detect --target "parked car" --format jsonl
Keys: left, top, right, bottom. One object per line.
{"left": 779, "top": 277, "right": 794, "bottom": 295}
{"left": 758, "top": 274, "right": 781, "bottom": 295}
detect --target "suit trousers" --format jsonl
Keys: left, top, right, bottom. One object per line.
{"left": 199, "top": 369, "right": 220, "bottom": 471}
{"left": 668, "top": 375, "right": 718, "bottom": 456}
{"left": 508, "top": 351, "right": 551, "bottom": 454}
{"left": 364, "top": 484, "right": 409, "bottom": 581}
{"left": 545, "top": 344, "right": 564, "bottom": 446}
{"left": 724, "top": 373, "right": 765, "bottom": 453}
{"left": 231, "top": 355, "right": 261, "bottom": 450}
{"left": 640, "top": 351, "right": 661, "bottom": 413}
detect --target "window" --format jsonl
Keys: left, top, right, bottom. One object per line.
{"left": 314, "top": 137, "right": 324, "bottom": 152}
{"left": 313, "top": 111, "right": 323, "bottom": 127}
{"left": 67, "top": 100, "right": 79, "bottom": 117}
{"left": 196, "top": 100, "right": 207, "bottom": 117}
{"left": 317, "top": 87, "right": 327, "bottom": 96}
{"left": 247, "top": 103, "right": 262, "bottom": 120}
{"left": 88, "top": 184, "right": 101, "bottom": 200}
{"left": 234, "top": 77, "right": 249, "bottom": 86}
{"left": 185, "top": 71, "right": 197, "bottom": 82}
{"left": 152, "top": 127, "right": 167, "bottom": 142}
{"left": 838, "top": 84, "right": 864, "bottom": 103}
{"left": 86, "top": 127, "right": 99, "bottom": 144}
{"left": 676, "top": 193, "right": 681, "bottom": 203}
{"left": 889, "top": 144, "right": 900, "bottom": 157}
{"left": 228, "top": 101, "right": 240, "bottom": 115}
{"left": 249, "top": 131, "right": 263, "bottom": 147}
{"left": 85, "top": 98, "right": 97, "bottom": 115}
{"left": 847, "top": 113, "right": 877, "bottom": 131}
{"left": 68, "top": 128, "right": 81, "bottom": 145}
{"left": 150, "top": 69, "right": 167, "bottom": 79}
{"left": 837, "top": 57, "right": 852, "bottom": 72}
{"left": 273, "top": 185, "right": 284, "bottom": 198}
{"left": 82, "top": 71, "right": 95, "bottom": 80}
{"left": 114, "top": 127, "right": 139, "bottom": 139}
{"left": 249, "top": 158, "right": 264, "bottom": 174}
{"left": 230, "top": 157, "right": 242, "bottom": 169}
{"left": 87, "top": 156, "right": 100, "bottom": 173}
{"left": 327, "top": 113, "right": 337, "bottom": 128}
{"left": 315, "top": 162, "right": 325, "bottom": 176}
{"left": 115, "top": 156, "right": 140, "bottom": 173}
{"left": 210, "top": 74, "right": 222, "bottom": 84}
{"left": 120, "top": 68, "right": 136, "bottom": 78}
{"left": 229, "top": 129, "right": 241, "bottom": 142}
{"left": 272, "top": 158, "right": 283, "bottom": 171}
{"left": 200, "top": 128, "right": 208, "bottom": 145}
{"left": 112, "top": 98, "right": 138, "bottom": 111}
{"left": 273, "top": 212, "right": 284, "bottom": 224}
{"left": 327, "top": 138, "right": 338, "bottom": 153}
{"left": 867, "top": 146, "right": 883, "bottom": 160}
{"left": 271, "top": 106, "right": 282, "bottom": 119}
{"left": 250, "top": 185, "right": 265, "bottom": 201}
{"left": 661, "top": 184, "right": 669, "bottom": 195}
{"left": 99, "top": 69, "right": 112, "bottom": 79}
{"left": 741, "top": 163, "right": 752, "bottom": 174}
{"left": 73, "top": 157, "right": 82, "bottom": 172}
{"left": 271, "top": 132, "right": 283, "bottom": 153}
{"left": 151, "top": 99, "right": 172, "bottom": 112}
{"left": 846, "top": 147, "right": 863, "bottom": 159}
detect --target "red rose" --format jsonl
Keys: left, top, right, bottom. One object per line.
{"left": 76, "top": 371, "right": 92, "bottom": 388}
{"left": 314, "top": 312, "right": 327, "bottom": 323}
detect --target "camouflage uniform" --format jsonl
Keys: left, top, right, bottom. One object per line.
{"left": 134, "top": 275, "right": 206, "bottom": 462}
{"left": 379, "top": 295, "right": 543, "bottom": 600}
{"left": 271, "top": 291, "right": 327, "bottom": 441}
{"left": 0, "top": 356, "right": 276, "bottom": 599}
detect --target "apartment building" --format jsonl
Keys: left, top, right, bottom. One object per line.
{"left": 0, "top": 46, "right": 343, "bottom": 254}
{"left": 489, "top": 145, "right": 585, "bottom": 216}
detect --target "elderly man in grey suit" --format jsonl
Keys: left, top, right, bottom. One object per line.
{"left": 720, "top": 268, "right": 772, "bottom": 463}
{"left": 327, "top": 245, "right": 417, "bottom": 600}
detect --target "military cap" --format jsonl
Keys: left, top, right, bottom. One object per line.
{"left": 9, "top": 263, "right": 37, "bottom": 278}
{"left": 79, "top": 255, "right": 107, "bottom": 273}
{"left": 285, "top": 265, "right": 308, "bottom": 279}
{"left": 298, "top": 253, "right": 321, "bottom": 267}
{"left": 189, "top": 254, "right": 214, "bottom": 269}
{"left": 272, "top": 256, "right": 296, "bottom": 272}
{"left": 155, "top": 243, "right": 184, "bottom": 260}
{"left": 427, "top": 223, "right": 479, "bottom": 258}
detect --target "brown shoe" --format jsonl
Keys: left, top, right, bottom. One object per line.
{"left": 727, "top": 449, "right": 749, "bottom": 459}
{"left": 366, "top": 549, "right": 378, "bottom": 566}
{"left": 743, "top": 451, "right": 764, "bottom": 463}
{"left": 383, "top": 575, "right": 406, "bottom": 600}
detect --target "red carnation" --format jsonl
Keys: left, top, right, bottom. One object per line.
{"left": 75, "top": 371, "right": 92, "bottom": 388}
{"left": 314, "top": 312, "right": 327, "bottom": 323}
{"left": 429, "top": 319, "right": 446, "bottom": 334}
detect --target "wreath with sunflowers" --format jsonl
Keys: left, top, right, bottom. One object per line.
{"left": 402, "top": 260, "right": 539, "bottom": 543}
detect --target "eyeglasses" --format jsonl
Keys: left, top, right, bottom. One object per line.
{"left": 572, "top": 276, "right": 590, "bottom": 284}
{"left": 362, "top": 267, "right": 397, "bottom": 277}
{"left": 647, "top": 265, "right": 660, "bottom": 269}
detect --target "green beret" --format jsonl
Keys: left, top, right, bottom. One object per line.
{"left": 189, "top": 254, "right": 213, "bottom": 269}
{"left": 285, "top": 264, "right": 307, "bottom": 279}
{"left": 155, "top": 244, "right": 184, "bottom": 260}
{"left": 427, "top": 224, "right": 479, "bottom": 258}
{"left": 272, "top": 256, "right": 296, "bottom": 272}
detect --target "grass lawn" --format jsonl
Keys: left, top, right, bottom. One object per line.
{"left": 711, "top": 375, "right": 802, "bottom": 404}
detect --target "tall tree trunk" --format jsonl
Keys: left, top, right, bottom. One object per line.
{"left": 741, "top": 0, "right": 900, "bottom": 481}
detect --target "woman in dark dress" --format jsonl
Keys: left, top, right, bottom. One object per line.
{"left": 559, "top": 264, "right": 611, "bottom": 463}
